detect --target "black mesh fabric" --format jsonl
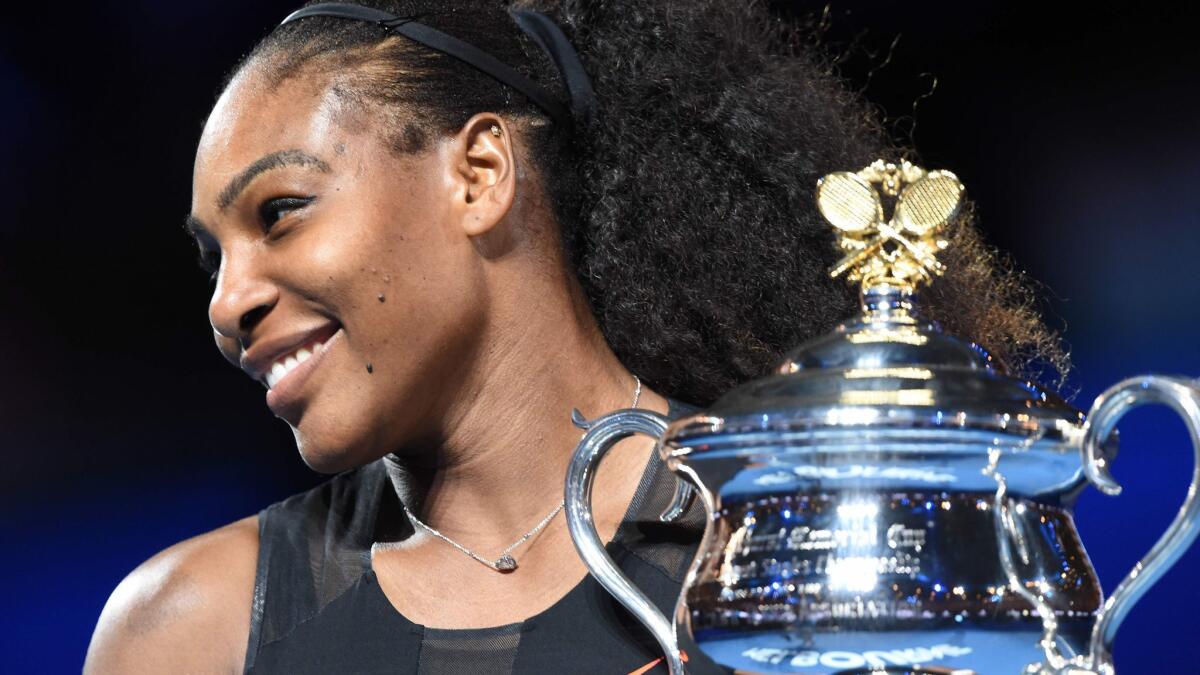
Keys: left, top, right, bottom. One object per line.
{"left": 244, "top": 400, "right": 729, "bottom": 674}
{"left": 418, "top": 625, "right": 524, "bottom": 674}
{"left": 614, "top": 443, "right": 709, "bottom": 583}
{"left": 247, "top": 461, "right": 392, "bottom": 654}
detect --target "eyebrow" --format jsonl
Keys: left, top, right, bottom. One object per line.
{"left": 216, "top": 148, "right": 332, "bottom": 211}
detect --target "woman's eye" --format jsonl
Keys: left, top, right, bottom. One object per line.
{"left": 196, "top": 248, "right": 221, "bottom": 282}
{"left": 259, "top": 196, "right": 315, "bottom": 230}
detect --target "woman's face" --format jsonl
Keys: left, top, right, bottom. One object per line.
{"left": 188, "top": 67, "right": 494, "bottom": 473}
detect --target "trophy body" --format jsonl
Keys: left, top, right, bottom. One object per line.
{"left": 663, "top": 278, "right": 1113, "bottom": 673}
{"left": 685, "top": 489, "right": 1100, "bottom": 671}
{"left": 565, "top": 161, "right": 1200, "bottom": 674}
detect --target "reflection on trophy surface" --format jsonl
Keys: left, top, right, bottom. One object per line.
{"left": 565, "top": 160, "right": 1200, "bottom": 674}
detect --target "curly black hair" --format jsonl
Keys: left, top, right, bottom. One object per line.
{"left": 226, "top": 0, "right": 1068, "bottom": 405}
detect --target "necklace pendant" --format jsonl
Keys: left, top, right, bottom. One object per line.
{"left": 495, "top": 554, "right": 518, "bottom": 572}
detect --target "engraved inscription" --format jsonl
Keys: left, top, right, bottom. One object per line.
{"left": 886, "top": 523, "right": 926, "bottom": 550}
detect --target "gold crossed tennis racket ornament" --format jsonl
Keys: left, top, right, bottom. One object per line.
{"left": 817, "top": 159, "right": 965, "bottom": 293}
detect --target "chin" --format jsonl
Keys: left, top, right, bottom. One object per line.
{"left": 285, "top": 385, "right": 428, "bottom": 474}
{"left": 290, "top": 419, "right": 379, "bottom": 475}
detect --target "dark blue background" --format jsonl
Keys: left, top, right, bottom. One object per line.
{"left": 1, "top": 1, "right": 1196, "bottom": 672}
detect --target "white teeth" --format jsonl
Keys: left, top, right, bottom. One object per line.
{"left": 264, "top": 340, "right": 327, "bottom": 390}
{"left": 266, "top": 364, "right": 284, "bottom": 389}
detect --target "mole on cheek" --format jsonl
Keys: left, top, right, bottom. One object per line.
{"left": 366, "top": 362, "right": 374, "bottom": 374}
{"left": 377, "top": 293, "right": 386, "bottom": 303}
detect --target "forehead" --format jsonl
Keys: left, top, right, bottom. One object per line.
{"left": 192, "top": 68, "right": 350, "bottom": 208}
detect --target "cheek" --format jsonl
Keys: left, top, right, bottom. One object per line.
{"left": 289, "top": 287, "right": 482, "bottom": 473}
{"left": 325, "top": 198, "right": 473, "bottom": 353}
{"left": 282, "top": 200, "right": 485, "bottom": 464}
{"left": 301, "top": 217, "right": 459, "bottom": 340}
{"left": 351, "top": 238, "right": 483, "bottom": 385}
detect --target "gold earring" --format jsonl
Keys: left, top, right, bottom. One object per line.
{"left": 490, "top": 125, "right": 502, "bottom": 137}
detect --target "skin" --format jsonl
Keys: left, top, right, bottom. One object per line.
{"left": 86, "top": 59, "right": 666, "bottom": 672}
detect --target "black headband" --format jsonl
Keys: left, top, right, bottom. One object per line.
{"left": 279, "top": 3, "right": 596, "bottom": 129}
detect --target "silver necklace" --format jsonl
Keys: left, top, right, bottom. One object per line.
{"left": 403, "top": 375, "right": 642, "bottom": 573}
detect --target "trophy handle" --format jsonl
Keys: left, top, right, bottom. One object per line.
{"left": 564, "top": 408, "right": 687, "bottom": 675}
{"left": 1079, "top": 375, "right": 1200, "bottom": 672}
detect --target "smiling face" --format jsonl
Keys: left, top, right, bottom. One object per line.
{"left": 188, "top": 65, "right": 502, "bottom": 473}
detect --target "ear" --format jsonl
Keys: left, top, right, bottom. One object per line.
{"left": 449, "top": 113, "right": 517, "bottom": 237}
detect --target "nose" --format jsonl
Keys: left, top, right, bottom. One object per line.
{"left": 208, "top": 248, "right": 278, "bottom": 343}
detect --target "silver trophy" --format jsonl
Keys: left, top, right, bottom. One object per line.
{"left": 564, "top": 160, "right": 1200, "bottom": 674}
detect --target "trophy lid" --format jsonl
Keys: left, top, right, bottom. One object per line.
{"left": 664, "top": 161, "right": 1089, "bottom": 497}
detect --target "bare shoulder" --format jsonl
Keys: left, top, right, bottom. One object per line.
{"left": 84, "top": 516, "right": 260, "bottom": 675}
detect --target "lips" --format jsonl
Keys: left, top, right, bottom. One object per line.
{"left": 264, "top": 327, "right": 343, "bottom": 416}
{"left": 264, "top": 335, "right": 329, "bottom": 389}
{"left": 240, "top": 321, "right": 342, "bottom": 416}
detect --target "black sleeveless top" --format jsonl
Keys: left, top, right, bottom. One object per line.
{"left": 243, "top": 403, "right": 727, "bottom": 674}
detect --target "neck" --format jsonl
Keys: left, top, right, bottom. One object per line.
{"left": 385, "top": 266, "right": 669, "bottom": 549}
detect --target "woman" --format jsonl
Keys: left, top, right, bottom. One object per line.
{"left": 86, "top": 1, "right": 1064, "bottom": 672}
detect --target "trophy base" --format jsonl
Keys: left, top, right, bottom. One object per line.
{"left": 685, "top": 490, "right": 1102, "bottom": 673}
{"left": 693, "top": 625, "right": 1093, "bottom": 673}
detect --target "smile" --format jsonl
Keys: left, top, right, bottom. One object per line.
{"left": 263, "top": 327, "right": 344, "bottom": 417}
{"left": 265, "top": 338, "right": 327, "bottom": 390}
{"left": 236, "top": 319, "right": 344, "bottom": 418}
